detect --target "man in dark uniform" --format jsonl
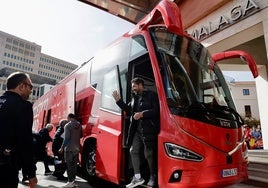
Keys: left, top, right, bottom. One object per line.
{"left": 0, "top": 72, "right": 37, "bottom": 188}
{"left": 36, "top": 123, "right": 53, "bottom": 175}
{"left": 113, "top": 77, "right": 160, "bottom": 188}
{"left": 52, "top": 119, "right": 68, "bottom": 180}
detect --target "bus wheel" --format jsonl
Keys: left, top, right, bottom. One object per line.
{"left": 82, "top": 142, "right": 96, "bottom": 184}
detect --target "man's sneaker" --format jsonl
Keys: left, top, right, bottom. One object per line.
{"left": 147, "top": 175, "right": 156, "bottom": 187}
{"left": 62, "top": 181, "right": 77, "bottom": 188}
{"left": 126, "top": 176, "right": 145, "bottom": 188}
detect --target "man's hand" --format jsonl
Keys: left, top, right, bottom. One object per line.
{"left": 133, "top": 112, "right": 143, "bottom": 120}
{"left": 28, "top": 176, "right": 38, "bottom": 188}
{"left": 112, "top": 90, "right": 120, "bottom": 102}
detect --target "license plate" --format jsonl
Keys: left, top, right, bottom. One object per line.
{"left": 222, "top": 168, "right": 237, "bottom": 178}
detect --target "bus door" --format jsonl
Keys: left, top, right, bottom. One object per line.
{"left": 129, "top": 54, "right": 156, "bottom": 92}
{"left": 95, "top": 65, "right": 123, "bottom": 184}
{"left": 126, "top": 54, "right": 157, "bottom": 180}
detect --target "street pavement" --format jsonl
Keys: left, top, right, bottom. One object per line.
{"left": 18, "top": 162, "right": 262, "bottom": 188}
{"left": 18, "top": 162, "right": 93, "bottom": 188}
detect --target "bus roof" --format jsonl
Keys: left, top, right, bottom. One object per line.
{"left": 127, "top": 0, "right": 184, "bottom": 36}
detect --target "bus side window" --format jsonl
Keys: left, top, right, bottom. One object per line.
{"left": 101, "top": 66, "right": 121, "bottom": 113}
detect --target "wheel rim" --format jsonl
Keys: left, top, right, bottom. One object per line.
{"left": 86, "top": 149, "right": 96, "bottom": 176}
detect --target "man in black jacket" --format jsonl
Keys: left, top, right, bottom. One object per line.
{"left": 113, "top": 77, "right": 159, "bottom": 188}
{"left": 52, "top": 119, "right": 68, "bottom": 180}
{"left": 0, "top": 72, "right": 37, "bottom": 188}
{"left": 36, "top": 123, "right": 53, "bottom": 175}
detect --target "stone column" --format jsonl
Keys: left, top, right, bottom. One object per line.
{"left": 255, "top": 19, "right": 268, "bottom": 150}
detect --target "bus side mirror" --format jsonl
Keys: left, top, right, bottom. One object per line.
{"left": 211, "top": 50, "right": 258, "bottom": 78}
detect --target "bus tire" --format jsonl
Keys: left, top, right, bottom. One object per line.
{"left": 82, "top": 140, "right": 97, "bottom": 184}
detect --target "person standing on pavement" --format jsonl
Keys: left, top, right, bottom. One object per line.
{"left": 59, "top": 113, "right": 82, "bottom": 188}
{"left": 37, "top": 123, "right": 53, "bottom": 175}
{"left": 52, "top": 119, "right": 68, "bottom": 180}
{"left": 0, "top": 72, "right": 37, "bottom": 188}
{"left": 112, "top": 77, "right": 160, "bottom": 188}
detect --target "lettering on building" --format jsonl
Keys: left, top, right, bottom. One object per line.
{"left": 189, "top": 0, "right": 259, "bottom": 41}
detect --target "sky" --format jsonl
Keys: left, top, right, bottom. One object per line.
{"left": 0, "top": 0, "right": 134, "bottom": 66}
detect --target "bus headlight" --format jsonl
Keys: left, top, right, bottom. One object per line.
{"left": 164, "top": 143, "right": 203, "bottom": 162}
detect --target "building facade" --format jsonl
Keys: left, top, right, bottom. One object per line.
{"left": 0, "top": 30, "right": 78, "bottom": 102}
{"left": 228, "top": 80, "right": 260, "bottom": 120}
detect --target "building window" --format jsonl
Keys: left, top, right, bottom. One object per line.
{"left": 19, "top": 42, "right": 24, "bottom": 48}
{"left": 243, "top": 89, "right": 250, "bottom": 95}
{"left": 5, "top": 44, "right": 11, "bottom": 50}
{"left": 12, "top": 47, "right": 18, "bottom": 52}
{"left": 25, "top": 44, "right": 30, "bottom": 49}
{"left": 13, "top": 40, "right": 19, "bottom": 46}
{"left": 6, "top": 38, "right": 12, "bottom": 43}
{"left": 245, "top": 105, "right": 251, "bottom": 118}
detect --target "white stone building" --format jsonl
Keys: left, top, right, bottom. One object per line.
{"left": 228, "top": 80, "right": 260, "bottom": 120}
{"left": 0, "top": 30, "right": 78, "bottom": 102}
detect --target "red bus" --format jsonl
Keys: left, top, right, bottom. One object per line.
{"left": 33, "top": 0, "right": 258, "bottom": 187}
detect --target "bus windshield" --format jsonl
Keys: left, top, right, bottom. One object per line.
{"left": 151, "top": 27, "right": 242, "bottom": 126}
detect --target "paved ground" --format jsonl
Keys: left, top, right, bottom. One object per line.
{"left": 18, "top": 162, "right": 262, "bottom": 188}
{"left": 18, "top": 162, "right": 93, "bottom": 188}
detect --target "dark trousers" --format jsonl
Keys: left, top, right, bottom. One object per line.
{"left": 65, "top": 150, "right": 79, "bottom": 182}
{"left": 43, "top": 154, "right": 51, "bottom": 172}
{"left": 0, "top": 163, "right": 19, "bottom": 188}
{"left": 130, "top": 126, "right": 157, "bottom": 176}
{"left": 53, "top": 157, "right": 66, "bottom": 177}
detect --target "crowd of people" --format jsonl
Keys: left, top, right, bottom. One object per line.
{"left": 0, "top": 72, "right": 82, "bottom": 188}
{"left": 29, "top": 114, "right": 82, "bottom": 188}
{"left": 243, "top": 124, "right": 263, "bottom": 149}
{"left": 26, "top": 77, "right": 159, "bottom": 188}
{"left": 0, "top": 72, "right": 159, "bottom": 188}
